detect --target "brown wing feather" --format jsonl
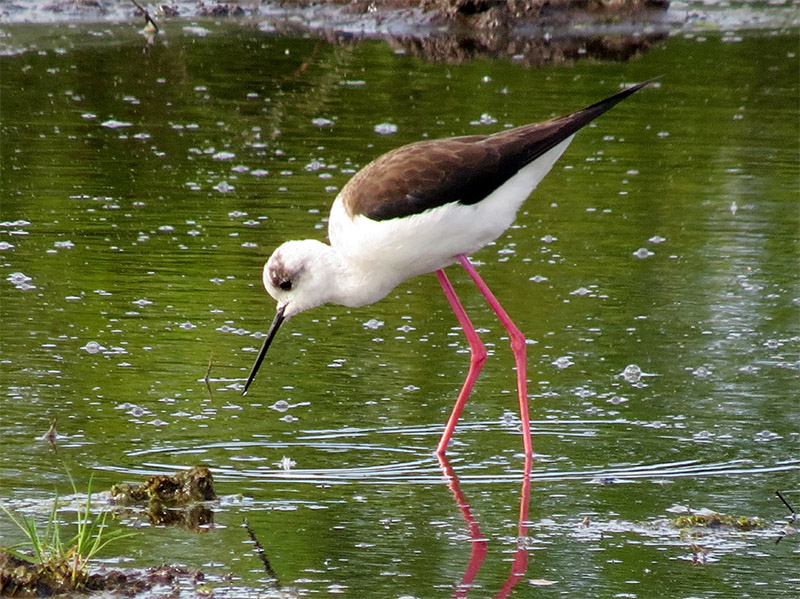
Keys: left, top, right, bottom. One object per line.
{"left": 342, "top": 80, "right": 653, "bottom": 221}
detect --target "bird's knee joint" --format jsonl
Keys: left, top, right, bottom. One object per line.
{"left": 510, "top": 334, "right": 526, "bottom": 354}
{"left": 471, "top": 344, "right": 488, "bottom": 365}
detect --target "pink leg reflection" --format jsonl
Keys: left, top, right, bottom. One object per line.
{"left": 438, "top": 455, "right": 489, "bottom": 597}
{"left": 494, "top": 455, "right": 533, "bottom": 598}
{"left": 438, "top": 455, "right": 533, "bottom": 598}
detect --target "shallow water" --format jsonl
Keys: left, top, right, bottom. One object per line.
{"left": 1, "top": 16, "right": 799, "bottom": 599}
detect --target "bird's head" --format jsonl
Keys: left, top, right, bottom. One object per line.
{"left": 262, "top": 239, "right": 338, "bottom": 318}
{"left": 243, "top": 239, "right": 338, "bottom": 396}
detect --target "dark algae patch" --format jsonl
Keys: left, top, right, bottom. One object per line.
{"left": 110, "top": 466, "right": 218, "bottom": 506}
{"left": 1, "top": 552, "right": 205, "bottom": 598}
{"left": 671, "top": 508, "right": 766, "bottom": 532}
{"left": 111, "top": 466, "right": 218, "bottom": 530}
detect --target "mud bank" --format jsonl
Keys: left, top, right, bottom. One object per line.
{"left": 3, "top": 0, "right": 670, "bottom": 27}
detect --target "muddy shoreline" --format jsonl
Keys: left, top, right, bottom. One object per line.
{"left": 3, "top": 0, "right": 797, "bottom": 65}
{"left": 3, "top": 0, "right": 671, "bottom": 27}
{"left": 2, "top": 0, "right": 677, "bottom": 65}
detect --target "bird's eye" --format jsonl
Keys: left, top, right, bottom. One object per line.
{"left": 279, "top": 280, "right": 292, "bottom": 291}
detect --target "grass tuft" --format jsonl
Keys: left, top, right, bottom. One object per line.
{"left": 1, "top": 473, "right": 135, "bottom": 590}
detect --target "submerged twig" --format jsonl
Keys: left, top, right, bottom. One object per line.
{"left": 42, "top": 416, "right": 58, "bottom": 448}
{"left": 775, "top": 490, "right": 795, "bottom": 517}
{"left": 775, "top": 490, "right": 797, "bottom": 545}
{"left": 243, "top": 519, "right": 279, "bottom": 584}
{"left": 204, "top": 352, "right": 215, "bottom": 401}
{"left": 130, "top": 0, "right": 158, "bottom": 33}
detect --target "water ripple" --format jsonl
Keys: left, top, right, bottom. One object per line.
{"left": 98, "top": 436, "right": 800, "bottom": 486}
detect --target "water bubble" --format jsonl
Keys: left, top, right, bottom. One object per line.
{"left": 693, "top": 430, "right": 714, "bottom": 442}
{"left": 312, "top": 117, "right": 333, "bottom": 127}
{"left": 304, "top": 159, "right": 324, "bottom": 171}
{"left": 374, "top": 122, "right": 398, "bottom": 135}
{"left": 7, "top": 272, "right": 31, "bottom": 284}
{"left": 754, "top": 430, "right": 781, "bottom": 442}
{"left": 0, "top": 242, "right": 14, "bottom": 250}
{"left": 632, "top": 247, "right": 654, "bottom": 259}
{"left": 127, "top": 404, "right": 148, "bottom": 417}
{"left": 692, "top": 366, "right": 712, "bottom": 378}
{"left": 648, "top": 235, "right": 666, "bottom": 244}
{"left": 212, "top": 151, "right": 236, "bottom": 161}
{"left": 470, "top": 113, "right": 497, "bottom": 126}
{"left": 270, "top": 400, "right": 290, "bottom": 412}
{"left": 100, "top": 119, "right": 133, "bottom": 129}
{"left": 363, "top": 318, "right": 384, "bottom": 330}
{"left": 132, "top": 298, "right": 153, "bottom": 307}
{"left": 570, "top": 287, "right": 592, "bottom": 296}
{"left": 552, "top": 356, "right": 574, "bottom": 369}
{"left": 7, "top": 272, "right": 35, "bottom": 290}
{"left": 213, "top": 181, "right": 234, "bottom": 193}
{"left": 529, "top": 275, "right": 548, "bottom": 283}
{"left": 621, "top": 364, "right": 642, "bottom": 383}
{"left": 184, "top": 26, "right": 211, "bottom": 37}
{"left": 82, "top": 341, "right": 104, "bottom": 354}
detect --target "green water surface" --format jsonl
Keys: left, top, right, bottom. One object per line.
{"left": 1, "top": 18, "right": 798, "bottom": 599}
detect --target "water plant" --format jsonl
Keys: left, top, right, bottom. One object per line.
{"left": 0, "top": 474, "right": 134, "bottom": 591}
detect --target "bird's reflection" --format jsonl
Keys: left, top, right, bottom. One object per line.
{"left": 438, "top": 455, "right": 533, "bottom": 598}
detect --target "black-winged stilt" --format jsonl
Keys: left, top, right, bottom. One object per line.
{"left": 242, "top": 80, "right": 654, "bottom": 457}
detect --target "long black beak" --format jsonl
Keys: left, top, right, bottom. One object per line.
{"left": 242, "top": 304, "right": 286, "bottom": 396}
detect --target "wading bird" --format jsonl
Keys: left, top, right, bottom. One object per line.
{"left": 242, "top": 80, "right": 653, "bottom": 456}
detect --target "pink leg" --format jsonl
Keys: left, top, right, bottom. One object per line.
{"left": 435, "top": 269, "right": 487, "bottom": 455}
{"left": 457, "top": 255, "right": 532, "bottom": 457}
